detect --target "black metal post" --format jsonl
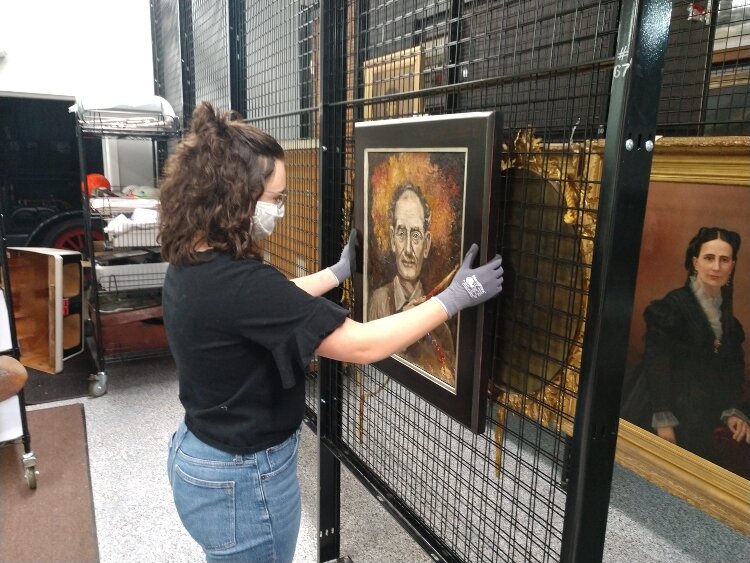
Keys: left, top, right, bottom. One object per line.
{"left": 699, "top": 2, "right": 720, "bottom": 136}
{"left": 179, "top": 0, "right": 195, "bottom": 125}
{"left": 149, "top": 1, "right": 167, "bottom": 182}
{"left": 150, "top": 0, "right": 163, "bottom": 98}
{"left": 228, "top": 0, "right": 247, "bottom": 117}
{"left": 317, "top": 1, "right": 347, "bottom": 562}
{"left": 76, "top": 125, "right": 106, "bottom": 376}
{"left": 560, "top": 1, "right": 672, "bottom": 561}
{"left": 445, "top": 0, "right": 462, "bottom": 112}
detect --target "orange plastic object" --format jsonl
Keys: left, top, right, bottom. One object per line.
{"left": 81, "top": 173, "right": 111, "bottom": 196}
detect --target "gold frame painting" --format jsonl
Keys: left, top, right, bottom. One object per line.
{"left": 363, "top": 47, "right": 424, "bottom": 121}
{"left": 495, "top": 129, "right": 597, "bottom": 440}
{"left": 496, "top": 132, "right": 750, "bottom": 535}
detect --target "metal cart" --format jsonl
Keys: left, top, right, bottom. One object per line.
{"left": 73, "top": 98, "right": 181, "bottom": 396}
{"left": 0, "top": 203, "right": 38, "bottom": 489}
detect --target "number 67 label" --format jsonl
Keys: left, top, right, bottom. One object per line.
{"left": 613, "top": 60, "right": 632, "bottom": 79}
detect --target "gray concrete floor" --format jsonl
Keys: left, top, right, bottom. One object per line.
{"left": 28, "top": 357, "right": 750, "bottom": 562}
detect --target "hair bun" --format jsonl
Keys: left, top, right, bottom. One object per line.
{"left": 190, "top": 102, "right": 223, "bottom": 135}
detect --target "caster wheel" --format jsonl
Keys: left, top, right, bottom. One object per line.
{"left": 89, "top": 379, "right": 107, "bottom": 397}
{"left": 25, "top": 466, "right": 38, "bottom": 489}
{"left": 89, "top": 372, "right": 108, "bottom": 397}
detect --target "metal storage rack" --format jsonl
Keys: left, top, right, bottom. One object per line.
{"left": 73, "top": 100, "right": 181, "bottom": 396}
{"left": 0, "top": 200, "right": 38, "bottom": 489}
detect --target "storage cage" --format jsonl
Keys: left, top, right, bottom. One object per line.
{"left": 152, "top": 0, "right": 750, "bottom": 560}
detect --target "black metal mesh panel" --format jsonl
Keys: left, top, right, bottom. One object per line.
{"left": 243, "top": 0, "right": 319, "bottom": 141}
{"left": 239, "top": 0, "right": 324, "bottom": 415}
{"left": 456, "top": 2, "right": 618, "bottom": 140}
{"left": 703, "top": 0, "right": 750, "bottom": 135}
{"left": 152, "top": 0, "right": 184, "bottom": 124}
{"left": 659, "top": 0, "right": 750, "bottom": 135}
{"left": 240, "top": 0, "right": 322, "bottom": 267}
{"left": 342, "top": 366, "right": 567, "bottom": 561}
{"left": 342, "top": 2, "right": 617, "bottom": 561}
{"left": 191, "top": 0, "right": 232, "bottom": 112}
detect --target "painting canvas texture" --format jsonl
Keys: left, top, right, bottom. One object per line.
{"left": 364, "top": 150, "right": 465, "bottom": 389}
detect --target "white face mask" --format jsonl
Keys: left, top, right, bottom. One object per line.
{"left": 252, "top": 200, "right": 285, "bottom": 240}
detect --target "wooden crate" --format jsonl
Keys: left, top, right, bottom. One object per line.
{"left": 93, "top": 304, "right": 168, "bottom": 357}
{"left": 3, "top": 248, "right": 84, "bottom": 374}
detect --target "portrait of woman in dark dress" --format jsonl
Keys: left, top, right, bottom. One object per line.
{"left": 622, "top": 226, "right": 750, "bottom": 479}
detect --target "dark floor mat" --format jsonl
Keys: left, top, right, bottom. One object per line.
{"left": 22, "top": 351, "right": 94, "bottom": 405}
{"left": 0, "top": 403, "right": 99, "bottom": 561}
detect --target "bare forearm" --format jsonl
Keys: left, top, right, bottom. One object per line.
{"left": 316, "top": 298, "right": 450, "bottom": 364}
{"left": 291, "top": 268, "right": 338, "bottom": 296}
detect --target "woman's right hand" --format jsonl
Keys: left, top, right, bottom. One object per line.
{"left": 726, "top": 415, "right": 750, "bottom": 443}
{"left": 655, "top": 426, "right": 677, "bottom": 444}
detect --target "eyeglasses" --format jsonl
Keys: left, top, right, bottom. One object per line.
{"left": 263, "top": 190, "right": 288, "bottom": 211}
{"left": 395, "top": 226, "right": 425, "bottom": 245}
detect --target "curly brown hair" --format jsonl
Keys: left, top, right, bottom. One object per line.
{"left": 159, "top": 102, "right": 284, "bottom": 265}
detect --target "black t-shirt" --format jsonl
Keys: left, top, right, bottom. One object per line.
{"left": 162, "top": 251, "right": 349, "bottom": 454}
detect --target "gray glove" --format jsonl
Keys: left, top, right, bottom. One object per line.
{"left": 328, "top": 228, "right": 358, "bottom": 284}
{"left": 434, "top": 243, "right": 503, "bottom": 318}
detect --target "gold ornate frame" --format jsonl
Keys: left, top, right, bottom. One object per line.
{"left": 495, "top": 129, "right": 599, "bottom": 440}
{"left": 363, "top": 47, "right": 424, "bottom": 120}
{"left": 496, "top": 132, "right": 750, "bottom": 535}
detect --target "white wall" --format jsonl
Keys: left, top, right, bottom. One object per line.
{"left": 0, "top": 0, "right": 153, "bottom": 99}
{"left": 0, "top": 1, "right": 158, "bottom": 189}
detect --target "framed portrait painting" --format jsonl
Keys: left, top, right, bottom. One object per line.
{"left": 492, "top": 132, "right": 749, "bottom": 534}
{"left": 616, "top": 136, "right": 750, "bottom": 534}
{"left": 353, "top": 112, "right": 502, "bottom": 433}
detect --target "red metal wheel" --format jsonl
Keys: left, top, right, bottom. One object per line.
{"left": 40, "top": 219, "right": 104, "bottom": 254}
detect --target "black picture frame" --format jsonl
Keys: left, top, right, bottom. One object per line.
{"left": 353, "top": 112, "right": 502, "bottom": 433}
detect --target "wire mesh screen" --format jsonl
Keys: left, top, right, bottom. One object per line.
{"left": 150, "top": 0, "right": 749, "bottom": 561}
{"left": 191, "top": 0, "right": 232, "bottom": 112}
{"left": 345, "top": 364, "right": 567, "bottom": 561}
{"left": 243, "top": 0, "right": 319, "bottom": 141}
{"left": 659, "top": 0, "right": 750, "bottom": 135}
{"left": 454, "top": 2, "right": 617, "bottom": 140}
{"left": 706, "top": 0, "right": 750, "bottom": 135}
{"left": 151, "top": 0, "right": 186, "bottom": 167}
{"left": 341, "top": 2, "right": 616, "bottom": 561}
{"left": 241, "top": 0, "right": 323, "bottom": 266}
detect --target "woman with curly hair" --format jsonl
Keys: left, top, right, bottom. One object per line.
{"left": 160, "top": 102, "right": 504, "bottom": 562}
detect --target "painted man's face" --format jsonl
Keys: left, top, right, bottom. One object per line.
{"left": 390, "top": 190, "right": 432, "bottom": 282}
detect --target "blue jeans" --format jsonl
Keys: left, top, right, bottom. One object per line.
{"left": 167, "top": 421, "right": 302, "bottom": 563}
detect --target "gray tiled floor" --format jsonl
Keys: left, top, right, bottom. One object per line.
{"left": 28, "top": 357, "right": 750, "bottom": 562}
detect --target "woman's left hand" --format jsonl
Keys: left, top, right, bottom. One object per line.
{"left": 329, "top": 229, "right": 358, "bottom": 284}
{"left": 726, "top": 415, "right": 750, "bottom": 443}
